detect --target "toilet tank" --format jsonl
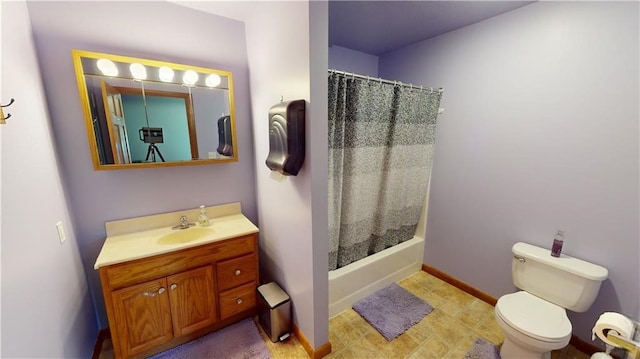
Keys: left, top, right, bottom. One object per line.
{"left": 512, "top": 242, "right": 608, "bottom": 312}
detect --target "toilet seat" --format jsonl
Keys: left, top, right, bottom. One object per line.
{"left": 496, "top": 291, "right": 572, "bottom": 344}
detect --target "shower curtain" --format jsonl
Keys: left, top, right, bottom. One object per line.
{"left": 328, "top": 72, "right": 442, "bottom": 271}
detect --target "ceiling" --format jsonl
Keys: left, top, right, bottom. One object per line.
{"left": 329, "top": 0, "right": 536, "bottom": 56}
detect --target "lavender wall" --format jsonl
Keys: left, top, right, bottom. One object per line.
{"left": 379, "top": 1, "right": 639, "bottom": 345}
{"left": 26, "top": 1, "right": 256, "bottom": 328}
{"left": 238, "top": 2, "right": 330, "bottom": 349}
{"left": 1, "top": 1, "right": 97, "bottom": 356}
{"left": 172, "top": 1, "right": 330, "bottom": 349}
{"left": 242, "top": 1, "right": 318, "bottom": 345}
{"left": 309, "top": 1, "right": 330, "bottom": 349}
{"left": 329, "top": 45, "right": 379, "bottom": 77}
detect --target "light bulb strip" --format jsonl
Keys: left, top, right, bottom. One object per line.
{"left": 91, "top": 59, "right": 227, "bottom": 88}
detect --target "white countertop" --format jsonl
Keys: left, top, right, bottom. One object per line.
{"left": 94, "top": 213, "right": 258, "bottom": 269}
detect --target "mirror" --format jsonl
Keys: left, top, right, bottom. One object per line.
{"left": 72, "top": 50, "right": 238, "bottom": 169}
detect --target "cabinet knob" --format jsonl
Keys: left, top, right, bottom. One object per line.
{"left": 234, "top": 269, "right": 241, "bottom": 276}
{"left": 236, "top": 298, "right": 243, "bottom": 305}
{"left": 158, "top": 287, "right": 166, "bottom": 294}
{"left": 170, "top": 284, "right": 178, "bottom": 291}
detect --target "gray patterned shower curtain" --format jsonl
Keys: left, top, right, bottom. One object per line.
{"left": 328, "top": 72, "right": 442, "bottom": 271}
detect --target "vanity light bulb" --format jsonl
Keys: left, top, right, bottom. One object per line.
{"left": 205, "top": 74, "right": 221, "bottom": 87}
{"left": 159, "top": 66, "right": 174, "bottom": 82}
{"left": 96, "top": 59, "right": 118, "bottom": 77}
{"left": 183, "top": 70, "right": 199, "bottom": 86}
{"left": 129, "top": 63, "right": 147, "bottom": 80}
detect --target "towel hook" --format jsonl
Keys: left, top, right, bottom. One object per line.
{"left": 0, "top": 98, "right": 15, "bottom": 124}
{"left": 2, "top": 98, "right": 15, "bottom": 108}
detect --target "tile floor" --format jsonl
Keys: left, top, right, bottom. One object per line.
{"left": 322, "top": 271, "right": 589, "bottom": 359}
{"left": 99, "top": 271, "right": 590, "bottom": 359}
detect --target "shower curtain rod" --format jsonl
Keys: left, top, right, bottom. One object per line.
{"left": 329, "top": 69, "right": 444, "bottom": 93}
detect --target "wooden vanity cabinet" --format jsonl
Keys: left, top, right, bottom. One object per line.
{"left": 99, "top": 233, "right": 258, "bottom": 359}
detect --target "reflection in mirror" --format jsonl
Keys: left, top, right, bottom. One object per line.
{"left": 72, "top": 50, "right": 238, "bottom": 169}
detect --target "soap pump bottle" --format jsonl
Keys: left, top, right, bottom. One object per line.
{"left": 198, "top": 205, "right": 209, "bottom": 227}
{"left": 551, "top": 230, "right": 564, "bottom": 257}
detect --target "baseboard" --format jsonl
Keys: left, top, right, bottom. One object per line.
{"left": 91, "top": 328, "right": 110, "bottom": 359}
{"left": 421, "top": 263, "right": 603, "bottom": 357}
{"left": 292, "top": 322, "right": 332, "bottom": 359}
{"left": 422, "top": 264, "right": 497, "bottom": 306}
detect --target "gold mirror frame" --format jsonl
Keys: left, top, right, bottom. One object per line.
{"left": 72, "top": 49, "right": 238, "bottom": 170}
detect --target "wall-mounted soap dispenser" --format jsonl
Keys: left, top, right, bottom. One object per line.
{"left": 265, "top": 99, "right": 305, "bottom": 176}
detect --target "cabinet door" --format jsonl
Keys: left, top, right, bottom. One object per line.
{"left": 167, "top": 266, "right": 217, "bottom": 337}
{"left": 111, "top": 278, "right": 172, "bottom": 358}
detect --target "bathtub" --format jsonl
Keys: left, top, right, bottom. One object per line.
{"left": 328, "top": 236, "right": 425, "bottom": 317}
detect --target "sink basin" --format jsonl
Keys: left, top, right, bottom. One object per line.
{"left": 157, "top": 227, "right": 214, "bottom": 244}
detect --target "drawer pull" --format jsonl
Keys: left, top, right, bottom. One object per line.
{"left": 170, "top": 284, "right": 177, "bottom": 291}
{"left": 234, "top": 269, "right": 242, "bottom": 276}
{"left": 142, "top": 287, "right": 166, "bottom": 297}
{"left": 236, "top": 298, "right": 243, "bottom": 305}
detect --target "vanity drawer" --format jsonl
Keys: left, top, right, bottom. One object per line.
{"left": 104, "top": 234, "right": 257, "bottom": 289}
{"left": 219, "top": 282, "right": 256, "bottom": 320}
{"left": 213, "top": 234, "right": 256, "bottom": 261}
{"left": 216, "top": 254, "right": 257, "bottom": 292}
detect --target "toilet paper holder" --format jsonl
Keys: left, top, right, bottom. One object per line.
{"left": 607, "top": 319, "right": 640, "bottom": 359}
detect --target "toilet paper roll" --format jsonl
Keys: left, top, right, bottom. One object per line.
{"left": 592, "top": 312, "right": 635, "bottom": 347}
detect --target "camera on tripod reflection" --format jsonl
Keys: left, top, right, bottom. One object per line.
{"left": 139, "top": 127, "right": 164, "bottom": 144}
{"left": 139, "top": 127, "right": 165, "bottom": 162}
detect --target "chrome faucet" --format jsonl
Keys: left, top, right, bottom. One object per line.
{"left": 172, "top": 215, "right": 195, "bottom": 230}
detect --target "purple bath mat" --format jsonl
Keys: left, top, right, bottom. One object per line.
{"left": 353, "top": 283, "right": 433, "bottom": 341}
{"left": 464, "top": 338, "right": 501, "bottom": 359}
{"left": 148, "top": 318, "right": 271, "bottom": 359}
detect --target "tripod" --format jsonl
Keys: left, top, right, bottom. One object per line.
{"left": 145, "top": 143, "right": 165, "bottom": 162}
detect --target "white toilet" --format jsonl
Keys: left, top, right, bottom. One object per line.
{"left": 495, "top": 242, "right": 608, "bottom": 359}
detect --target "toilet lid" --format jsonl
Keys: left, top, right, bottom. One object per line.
{"left": 496, "top": 291, "right": 572, "bottom": 343}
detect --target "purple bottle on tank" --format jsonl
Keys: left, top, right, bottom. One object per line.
{"left": 551, "top": 230, "right": 565, "bottom": 257}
